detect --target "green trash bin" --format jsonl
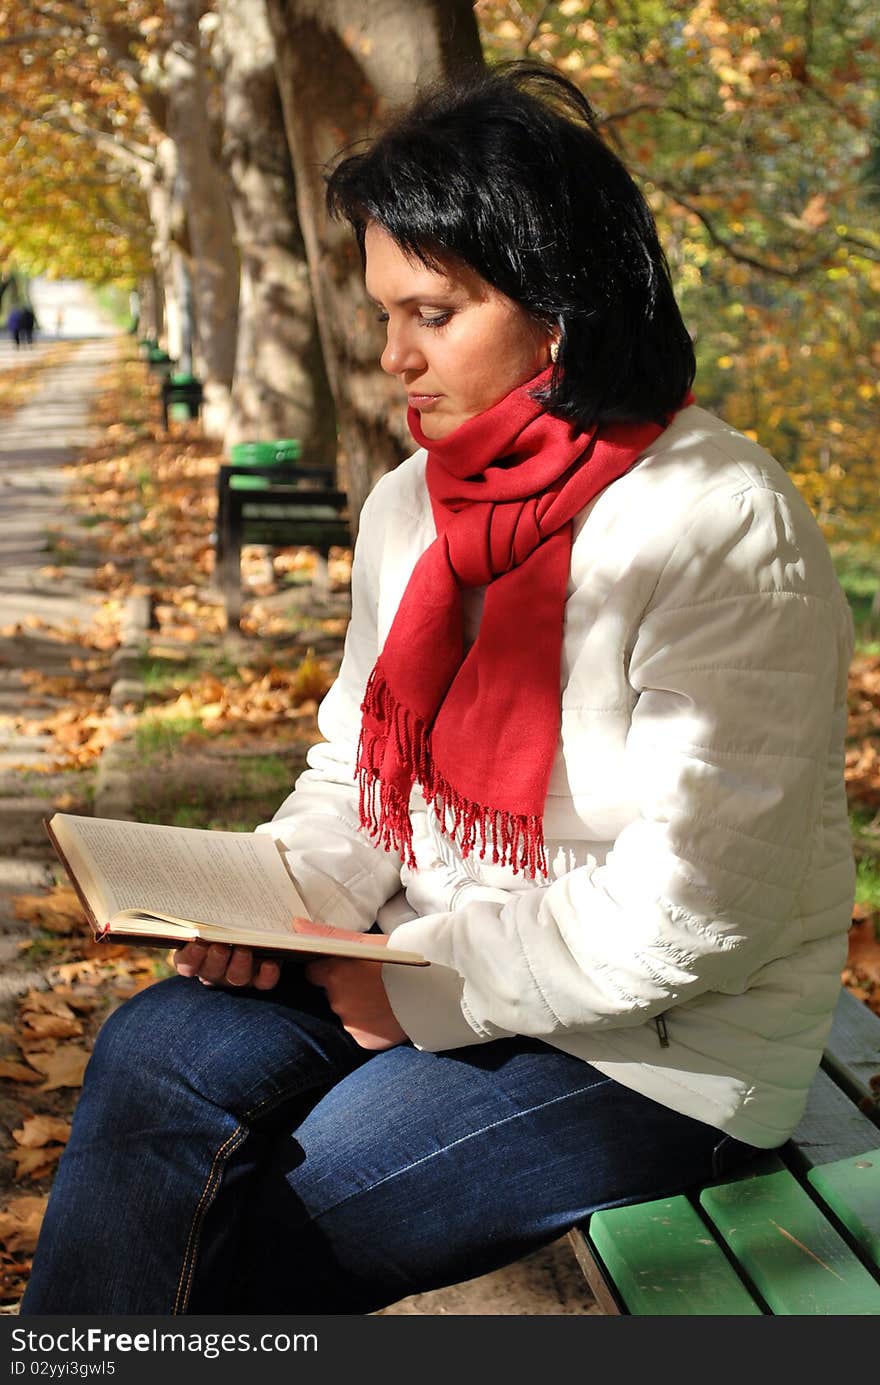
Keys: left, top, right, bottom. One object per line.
{"left": 147, "top": 346, "right": 175, "bottom": 376}
{"left": 165, "top": 372, "right": 203, "bottom": 423}
{"left": 228, "top": 438, "right": 302, "bottom": 490}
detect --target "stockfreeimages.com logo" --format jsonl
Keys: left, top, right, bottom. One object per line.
{"left": 10, "top": 1327, "right": 317, "bottom": 1362}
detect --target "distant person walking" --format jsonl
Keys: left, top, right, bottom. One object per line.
{"left": 7, "top": 305, "right": 37, "bottom": 348}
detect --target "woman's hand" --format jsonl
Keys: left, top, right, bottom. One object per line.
{"left": 293, "top": 919, "right": 409, "bottom": 1051}
{"left": 173, "top": 942, "right": 281, "bottom": 991}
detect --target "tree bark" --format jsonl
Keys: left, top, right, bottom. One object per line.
{"left": 213, "top": 0, "right": 335, "bottom": 460}
{"left": 265, "top": 0, "right": 484, "bottom": 528}
{"left": 165, "top": 0, "right": 240, "bottom": 436}
{"left": 141, "top": 135, "right": 192, "bottom": 368}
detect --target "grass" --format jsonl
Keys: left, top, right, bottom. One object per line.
{"left": 18, "top": 933, "right": 76, "bottom": 965}
{"left": 42, "top": 528, "right": 80, "bottom": 564}
{"left": 135, "top": 714, "right": 205, "bottom": 758}
{"left": 131, "top": 744, "right": 307, "bottom": 832}
{"left": 856, "top": 858, "right": 880, "bottom": 912}
{"left": 169, "top": 807, "right": 253, "bottom": 831}
{"left": 92, "top": 283, "right": 137, "bottom": 331}
{"left": 850, "top": 807, "right": 880, "bottom": 913}
{"left": 139, "top": 650, "right": 240, "bottom": 698}
{"left": 832, "top": 543, "right": 880, "bottom": 653}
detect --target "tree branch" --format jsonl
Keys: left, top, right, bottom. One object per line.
{"left": 521, "top": 1, "right": 553, "bottom": 54}
{"left": 651, "top": 180, "right": 836, "bottom": 279}
{"left": 0, "top": 94, "right": 155, "bottom": 176}
{"left": 841, "top": 232, "right": 880, "bottom": 264}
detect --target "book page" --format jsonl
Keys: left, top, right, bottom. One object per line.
{"left": 105, "top": 914, "right": 425, "bottom": 965}
{"left": 51, "top": 815, "right": 309, "bottom": 935}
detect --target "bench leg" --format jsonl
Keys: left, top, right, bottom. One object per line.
{"left": 566, "top": 1227, "right": 623, "bottom": 1316}
{"left": 219, "top": 495, "right": 243, "bottom": 630}
{"left": 312, "top": 549, "right": 332, "bottom": 603}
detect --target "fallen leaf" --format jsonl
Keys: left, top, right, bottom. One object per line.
{"left": 24, "top": 1045, "right": 90, "bottom": 1091}
{"left": 0, "top": 1251, "right": 31, "bottom": 1304}
{"left": 12, "top": 1115, "right": 71, "bottom": 1149}
{"left": 12, "top": 887, "right": 88, "bottom": 935}
{"left": 0, "top": 1060, "right": 41, "bottom": 1084}
{"left": 8, "top": 1146, "right": 63, "bottom": 1181}
{"left": 19, "top": 1038, "right": 61, "bottom": 1057}
{"left": 0, "top": 1196, "right": 48, "bottom": 1254}
{"left": 80, "top": 940, "right": 131, "bottom": 960}
{"left": 848, "top": 918, "right": 880, "bottom": 984}
{"left": 50, "top": 986, "right": 100, "bottom": 1013}
{"left": 20, "top": 990, "right": 78, "bottom": 1018}
{"left": 20, "top": 1013, "right": 83, "bottom": 1041}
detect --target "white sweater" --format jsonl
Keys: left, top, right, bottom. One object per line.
{"left": 258, "top": 405, "right": 855, "bottom": 1149}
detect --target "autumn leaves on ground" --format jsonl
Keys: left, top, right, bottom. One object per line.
{"left": 1, "top": 342, "right": 879, "bottom": 1310}
{"left": 0, "top": 341, "right": 350, "bottom": 1306}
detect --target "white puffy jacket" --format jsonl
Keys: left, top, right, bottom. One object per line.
{"left": 257, "top": 405, "right": 855, "bottom": 1149}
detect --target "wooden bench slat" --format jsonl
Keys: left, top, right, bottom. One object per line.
{"left": 823, "top": 988, "right": 880, "bottom": 1127}
{"left": 234, "top": 490, "right": 350, "bottom": 506}
{"left": 587, "top": 1196, "right": 762, "bottom": 1315}
{"left": 237, "top": 505, "right": 349, "bottom": 522}
{"left": 699, "top": 1152, "right": 880, "bottom": 1314}
{"left": 807, "top": 1154, "right": 880, "bottom": 1271}
{"left": 564, "top": 992, "right": 880, "bottom": 1314}
{"left": 786, "top": 1067, "right": 880, "bottom": 1172}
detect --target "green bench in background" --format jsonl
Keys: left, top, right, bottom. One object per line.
{"left": 214, "top": 443, "right": 351, "bottom": 630}
{"left": 568, "top": 987, "right": 880, "bottom": 1314}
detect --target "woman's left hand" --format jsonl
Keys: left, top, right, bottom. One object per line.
{"left": 292, "top": 919, "right": 409, "bottom": 1051}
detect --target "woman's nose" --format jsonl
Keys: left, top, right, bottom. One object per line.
{"left": 380, "top": 321, "right": 424, "bottom": 377}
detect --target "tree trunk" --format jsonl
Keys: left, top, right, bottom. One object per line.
{"left": 165, "top": 0, "right": 240, "bottom": 437}
{"left": 141, "top": 135, "right": 198, "bottom": 370}
{"left": 213, "top": 0, "right": 335, "bottom": 461}
{"left": 265, "top": 0, "right": 484, "bottom": 528}
{"left": 137, "top": 273, "right": 162, "bottom": 344}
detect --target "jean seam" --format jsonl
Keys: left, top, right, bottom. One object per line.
{"left": 172, "top": 1082, "right": 326, "bottom": 1314}
{"left": 307, "top": 1076, "right": 609, "bottom": 1224}
{"left": 173, "top": 1125, "right": 245, "bottom": 1314}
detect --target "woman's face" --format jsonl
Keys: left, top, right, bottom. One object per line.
{"left": 364, "top": 222, "right": 554, "bottom": 440}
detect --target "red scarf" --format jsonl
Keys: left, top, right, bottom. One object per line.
{"left": 357, "top": 368, "right": 673, "bottom": 878}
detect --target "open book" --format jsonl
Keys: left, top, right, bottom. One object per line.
{"left": 45, "top": 813, "right": 426, "bottom": 966}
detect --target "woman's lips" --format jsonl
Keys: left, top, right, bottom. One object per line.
{"left": 407, "top": 394, "right": 441, "bottom": 411}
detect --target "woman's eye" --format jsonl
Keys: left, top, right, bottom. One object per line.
{"left": 375, "top": 310, "right": 389, "bottom": 324}
{"left": 419, "top": 312, "right": 451, "bottom": 328}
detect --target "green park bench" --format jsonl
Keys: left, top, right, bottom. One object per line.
{"left": 161, "top": 372, "right": 204, "bottom": 430}
{"left": 214, "top": 442, "right": 351, "bottom": 630}
{"left": 567, "top": 986, "right": 880, "bottom": 1314}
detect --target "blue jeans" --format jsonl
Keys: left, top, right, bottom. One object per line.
{"left": 21, "top": 969, "right": 759, "bottom": 1315}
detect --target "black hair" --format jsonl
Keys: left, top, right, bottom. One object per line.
{"left": 325, "top": 61, "right": 695, "bottom": 431}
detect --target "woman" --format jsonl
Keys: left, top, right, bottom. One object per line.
{"left": 22, "top": 63, "right": 854, "bottom": 1315}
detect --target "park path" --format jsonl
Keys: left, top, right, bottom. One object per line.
{"left": 0, "top": 334, "right": 122, "bottom": 1009}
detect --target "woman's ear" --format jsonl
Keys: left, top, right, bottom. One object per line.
{"left": 549, "top": 335, "right": 560, "bottom": 365}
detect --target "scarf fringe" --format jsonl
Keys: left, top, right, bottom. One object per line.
{"left": 357, "top": 667, "right": 548, "bottom": 879}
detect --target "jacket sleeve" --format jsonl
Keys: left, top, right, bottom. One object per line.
{"left": 384, "top": 482, "right": 854, "bottom": 1049}
{"left": 254, "top": 482, "right": 403, "bottom": 931}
